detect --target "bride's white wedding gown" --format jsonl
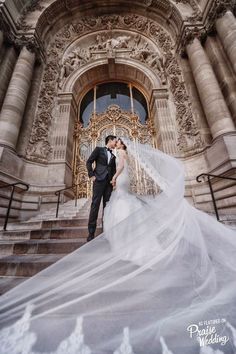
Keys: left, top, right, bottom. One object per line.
{"left": 0, "top": 139, "right": 236, "bottom": 354}
{"left": 103, "top": 151, "right": 161, "bottom": 265}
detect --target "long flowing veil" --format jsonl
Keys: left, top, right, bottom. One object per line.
{"left": 0, "top": 139, "right": 236, "bottom": 354}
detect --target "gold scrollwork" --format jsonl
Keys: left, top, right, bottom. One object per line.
{"left": 72, "top": 104, "right": 156, "bottom": 198}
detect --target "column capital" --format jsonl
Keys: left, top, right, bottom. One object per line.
{"left": 150, "top": 88, "right": 169, "bottom": 101}
{"left": 0, "top": 6, "right": 45, "bottom": 63}
{"left": 209, "top": 0, "right": 236, "bottom": 20}
{"left": 58, "top": 92, "right": 78, "bottom": 115}
{"left": 177, "top": 25, "right": 207, "bottom": 57}
{"left": 12, "top": 35, "right": 45, "bottom": 64}
{"left": 206, "top": 0, "right": 236, "bottom": 33}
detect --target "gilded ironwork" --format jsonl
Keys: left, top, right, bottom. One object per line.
{"left": 73, "top": 104, "right": 156, "bottom": 198}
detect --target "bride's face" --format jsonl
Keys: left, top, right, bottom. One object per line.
{"left": 116, "top": 140, "right": 123, "bottom": 149}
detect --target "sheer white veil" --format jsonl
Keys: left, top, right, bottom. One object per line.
{"left": 0, "top": 138, "right": 236, "bottom": 354}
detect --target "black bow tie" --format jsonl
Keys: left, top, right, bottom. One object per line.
{"left": 106, "top": 147, "right": 112, "bottom": 154}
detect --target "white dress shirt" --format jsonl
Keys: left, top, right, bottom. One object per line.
{"left": 106, "top": 147, "right": 112, "bottom": 164}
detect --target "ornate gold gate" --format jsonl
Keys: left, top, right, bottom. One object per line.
{"left": 72, "top": 104, "right": 156, "bottom": 198}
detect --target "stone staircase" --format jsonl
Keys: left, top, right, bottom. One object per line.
{"left": 0, "top": 194, "right": 235, "bottom": 296}
{"left": 0, "top": 198, "right": 103, "bottom": 294}
{"left": 193, "top": 174, "right": 236, "bottom": 220}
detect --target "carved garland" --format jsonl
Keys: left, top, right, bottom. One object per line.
{"left": 26, "top": 13, "right": 203, "bottom": 163}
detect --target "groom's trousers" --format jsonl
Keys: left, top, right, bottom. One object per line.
{"left": 88, "top": 176, "right": 113, "bottom": 237}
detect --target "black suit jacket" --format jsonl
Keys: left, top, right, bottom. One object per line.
{"left": 86, "top": 147, "right": 116, "bottom": 181}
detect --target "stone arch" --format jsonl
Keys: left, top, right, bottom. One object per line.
{"left": 19, "top": 0, "right": 186, "bottom": 46}
{"left": 63, "top": 60, "right": 160, "bottom": 98}
{"left": 50, "top": 59, "right": 177, "bottom": 187}
{"left": 26, "top": 11, "right": 205, "bottom": 166}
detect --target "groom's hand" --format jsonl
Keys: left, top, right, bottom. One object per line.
{"left": 90, "top": 176, "right": 96, "bottom": 182}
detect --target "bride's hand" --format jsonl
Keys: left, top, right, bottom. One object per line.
{"left": 111, "top": 178, "right": 116, "bottom": 188}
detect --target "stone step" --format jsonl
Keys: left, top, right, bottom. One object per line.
{"left": 209, "top": 214, "right": 236, "bottom": 227}
{"left": 0, "top": 206, "right": 19, "bottom": 219}
{"left": 194, "top": 190, "right": 236, "bottom": 205}
{"left": 0, "top": 238, "right": 86, "bottom": 256}
{"left": 31, "top": 213, "right": 82, "bottom": 220}
{"left": 24, "top": 199, "right": 96, "bottom": 224}
{"left": 0, "top": 230, "right": 31, "bottom": 241}
{"left": 3, "top": 217, "right": 102, "bottom": 231}
{"left": 24, "top": 198, "right": 90, "bottom": 222}
{"left": 195, "top": 200, "right": 236, "bottom": 214}
{"left": 30, "top": 212, "right": 93, "bottom": 221}
{"left": 0, "top": 226, "right": 102, "bottom": 241}
{"left": 193, "top": 179, "right": 236, "bottom": 215}
{"left": 0, "top": 198, "right": 100, "bottom": 294}
{"left": 0, "top": 254, "right": 66, "bottom": 277}
{"left": 30, "top": 227, "right": 102, "bottom": 240}
{"left": 42, "top": 218, "right": 100, "bottom": 228}
{"left": 1, "top": 220, "right": 43, "bottom": 231}
{"left": 0, "top": 276, "right": 28, "bottom": 295}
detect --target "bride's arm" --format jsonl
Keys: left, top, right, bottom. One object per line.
{"left": 111, "top": 151, "right": 126, "bottom": 183}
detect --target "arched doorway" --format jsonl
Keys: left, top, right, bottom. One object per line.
{"left": 73, "top": 81, "right": 156, "bottom": 197}
{"left": 51, "top": 59, "right": 174, "bottom": 190}
{"left": 48, "top": 19, "right": 203, "bottom": 191}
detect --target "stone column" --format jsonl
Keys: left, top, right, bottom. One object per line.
{"left": 17, "top": 62, "right": 44, "bottom": 156}
{"left": 0, "top": 31, "right": 4, "bottom": 52}
{"left": 0, "top": 45, "right": 17, "bottom": 109}
{"left": 180, "top": 56, "right": 211, "bottom": 145}
{"left": 50, "top": 93, "right": 77, "bottom": 186}
{"left": 205, "top": 35, "right": 236, "bottom": 124}
{"left": 150, "top": 88, "right": 178, "bottom": 155}
{"left": 216, "top": 10, "right": 236, "bottom": 75}
{"left": 186, "top": 37, "right": 235, "bottom": 139}
{"left": 0, "top": 46, "right": 36, "bottom": 149}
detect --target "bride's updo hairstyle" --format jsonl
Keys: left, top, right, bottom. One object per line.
{"left": 118, "top": 138, "right": 127, "bottom": 151}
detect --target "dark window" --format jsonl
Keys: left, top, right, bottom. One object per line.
{"left": 80, "top": 89, "right": 94, "bottom": 128}
{"left": 133, "top": 87, "right": 148, "bottom": 125}
{"left": 96, "top": 82, "right": 130, "bottom": 113}
{"left": 80, "top": 82, "right": 148, "bottom": 127}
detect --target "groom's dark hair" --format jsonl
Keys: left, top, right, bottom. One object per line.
{"left": 105, "top": 135, "right": 117, "bottom": 145}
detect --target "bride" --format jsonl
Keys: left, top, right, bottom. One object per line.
{"left": 103, "top": 138, "right": 163, "bottom": 265}
{"left": 0, "top": 138, "right": 236, "bottom": 354}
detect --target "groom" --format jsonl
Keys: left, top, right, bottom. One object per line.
{"left": 86, "top": 135, "right": 117, "bottom": 242}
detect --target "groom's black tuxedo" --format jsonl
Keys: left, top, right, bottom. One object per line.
{"left": 86, "top": 146, "right": 116, "bottom": 238}
{"left": 87, "top": 147, "right": 116, "bottom": 181}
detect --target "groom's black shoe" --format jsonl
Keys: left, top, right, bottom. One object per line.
{"left": 87, "top": 234, "right": 94, "bottom": 242}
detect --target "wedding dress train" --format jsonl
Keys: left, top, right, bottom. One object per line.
{"left": 0, "top": 139, "right": 236, "bottom": 354}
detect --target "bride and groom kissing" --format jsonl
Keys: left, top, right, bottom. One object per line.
{"left": 86, "top": 135, "right": 127, "bottom": 242}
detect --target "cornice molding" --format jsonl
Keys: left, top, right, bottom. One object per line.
{"left": 0, "top": 3, "right": 45, "bottom": 62}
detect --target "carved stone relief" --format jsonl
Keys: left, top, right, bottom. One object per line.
{"left": 178, "top": 26, "right": 207, "bottom": 57}
{"left": 174, "top": 0, "right": 202, "bottom": 22}
{"left": 26, "top": 13, "right": 204, "bottom": 163}
{"left": 58, "top": 31, "right": 166, "bottom": 88}
{"left": 17, "top": 0, "right": 45, "bottom": 31}
{"left": 206, "top": 0, "right": 236, "bottom": 33}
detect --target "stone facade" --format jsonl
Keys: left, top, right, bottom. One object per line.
{"left": 0, "top": 0, "right": 235, "bottom": 219}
